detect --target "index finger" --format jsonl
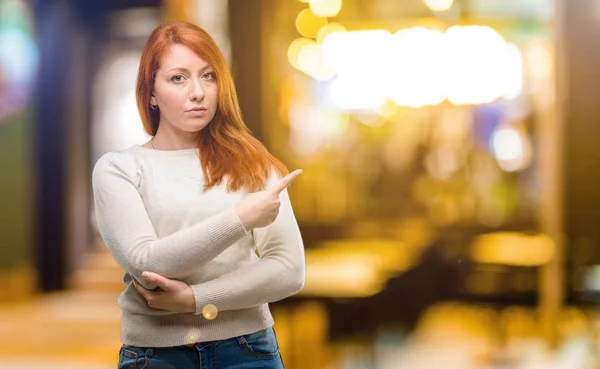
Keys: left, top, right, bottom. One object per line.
{"left": 270, "top": 169, "right": 303, "bottom": 194}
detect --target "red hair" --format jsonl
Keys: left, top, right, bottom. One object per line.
{"left": 136, "top": 22, "right": 288, "bottom": 192}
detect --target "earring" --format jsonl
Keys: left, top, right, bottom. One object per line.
{"left": 150, "top": 104, "right": 158, "bottom": 110}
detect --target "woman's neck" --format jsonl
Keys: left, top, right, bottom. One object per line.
{"left": 151, "top": 126, "right": 198, "bottom": 151}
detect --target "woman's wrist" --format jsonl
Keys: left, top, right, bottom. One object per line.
{"left": 184, "top": 286, "right": 196, "bottom": 313}
{"left": 234, "top": 207, "right": 251, "bottom": 234}
{"left": 234, "top": 205, "right": 255, "bottom": 233}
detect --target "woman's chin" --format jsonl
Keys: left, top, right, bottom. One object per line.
{"left": 179, "top": 122, "right": 210, "bottom": 134}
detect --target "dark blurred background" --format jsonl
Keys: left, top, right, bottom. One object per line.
{"left": 0, "top": 0, "right": 599, "bottom": 368}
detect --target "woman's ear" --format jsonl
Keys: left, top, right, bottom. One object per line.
{"left": 150, "top": 95, "right": 157, "bottom": 106}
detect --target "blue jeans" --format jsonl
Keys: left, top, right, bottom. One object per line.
{"left": 117, "top": 327, "right": 285, "bottom": 369}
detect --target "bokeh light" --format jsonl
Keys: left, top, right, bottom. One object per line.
{"left": 0, "top": 0, "right": 39, "bottom": 120}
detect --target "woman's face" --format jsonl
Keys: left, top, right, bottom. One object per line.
{"left": 150, "top": 44, "right": 218, "bottom": 134}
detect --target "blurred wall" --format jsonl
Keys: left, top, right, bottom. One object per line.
{"left": 0, "top": 111, "right": 35, "bottom": 300}
{"left": 0, "top": 0, "right": 38, "bottom": 300}
{"left": 228, "top": 0, "right": 264, "bottom": 138}
{"left": 0, "top": 0, "right": 163, "bottom": 299}
{"left": 562, "top": 0, "right": 600, "bottom": 271}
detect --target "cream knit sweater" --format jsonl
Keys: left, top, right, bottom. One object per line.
{"left": 92, "top": 145, "right": 305, "bottom": 347}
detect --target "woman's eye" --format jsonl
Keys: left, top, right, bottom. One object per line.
{"left": 171, "top": 74, "right": 185, "bottom": 83}
{"left": 203, "top": 72, "right": 216, "bottom": 81}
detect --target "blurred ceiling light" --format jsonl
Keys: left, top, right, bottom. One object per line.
{"left": 0, "top": 28, "right": 37, "bottom": 85}
{"left": 297, "top": 41, "right": 320, "bottom": 72}
{"left": 321, "top": 30, "right": 391, "bottom": 110}
{"left": 471, "top": 232, "right": 555, "bottom": 267}
{"left": 0, "top": 0, "right": 38, "bottom": 120}
{"left": 492, "top": 126, "right": 522, "bottom": 161}
{"left": 309, "top": 0, "right": 342, "bottom": 18}
{"left": 502, "top": 43, "right": 524, "bottom": 100}
{"left": 444, "top": 25, "right": 512, "bottom": 105}
{"left": 296, "top": 8, "right": 327, "bottom": 39}
{"left": 299, "top": 25, "right": 522, "bottom": 108}
{"left": 526, "top": 42, "right": 553, "bottom": 81}
{"left": 321, "top": 29, "right": 391, "bottom": 74}
{"left": 288, "top": 37, "right": 314, "bottom": 71}
{"left": 92, "top": 52, "right": 149, "bottom": 156}
{"left": 423, "top": 0, "right": 454, "bottom": 11}
{"left": 388, "top": 27, "right": 446, "bottom": 107}
{"left": 316, "top": 22, "right": 346, "bottom": 44}
{"left": 298, "top": 42, "right": 335, "bottom": 81}
{"left": 490, "top": 124, "right": 532, "bottom": 172}
{"left": 330, "top": 77, "right": 388, "bottom": 110}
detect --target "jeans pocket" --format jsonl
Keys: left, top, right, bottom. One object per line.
{"left": 118, "top": 346, "right": 145, "bottom": 369}
{"left": 239, "top": 327, "right": 280, "bottom": 357}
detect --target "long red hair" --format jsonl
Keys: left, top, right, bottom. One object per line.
{"left": 136, "top": 21, "right": 287, "bottom": 192}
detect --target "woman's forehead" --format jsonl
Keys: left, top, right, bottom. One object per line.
{"left": 159, "top": 44, "right": 210, "bottom": 71}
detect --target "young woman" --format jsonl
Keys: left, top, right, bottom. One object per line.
{"left": 92, "top": 21, "right": 304, "bottom": 368}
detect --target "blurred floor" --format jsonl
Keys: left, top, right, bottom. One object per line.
{"left": 1, "top": 244, "right": 598, "bottom": 369}
{"left": 0, "top": 290, "right": 121, "bottom": 368}
{"left": 0, "top": 245, "right": 122, "bottom": 369}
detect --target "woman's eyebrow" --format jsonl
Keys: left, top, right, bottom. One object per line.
{"left": 166, "top": 65, "right": 211, "bottom": 73}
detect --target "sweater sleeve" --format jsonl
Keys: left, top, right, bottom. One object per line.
{"left": 92, "top": 152, "right": 248, "bottom": 290}
{"left": 190, "top": 172, "right": 305, "bottom": 314}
